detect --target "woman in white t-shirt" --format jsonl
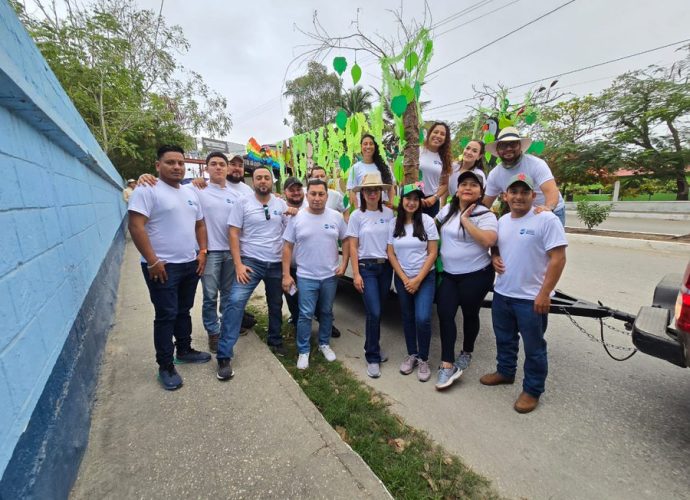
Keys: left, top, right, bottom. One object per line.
{"left": 347, "top": 173, "right": 395, "bottom": 379}
{"left": 387, "top": 183, "right": 439, "bottom": 383}
{"left": 346, "top": 134, "right": 396, "bottom": 209}
{"left": 448, "top": 139, "right": 487, "bottom": 198}
{"left": 419, "top": 122, "right": 453, "bottom": 218}
{"left": 434, "top": 170, "right": 497, "bottom": 391}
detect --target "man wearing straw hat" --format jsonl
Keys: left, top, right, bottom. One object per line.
{"left": 483, "top": 127, "right": 565, "bottom": 225}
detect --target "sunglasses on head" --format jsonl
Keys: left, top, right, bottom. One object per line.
{"left": 262, "top": 204, "right": 270, "bottom": 220}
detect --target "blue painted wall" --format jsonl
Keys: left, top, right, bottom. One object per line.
{"left": 0, "top": 0, "right": 127, "bottom": 491}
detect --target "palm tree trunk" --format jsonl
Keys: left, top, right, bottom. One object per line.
{"left": 403, "top": 102, "right": 419, "bottom": 184}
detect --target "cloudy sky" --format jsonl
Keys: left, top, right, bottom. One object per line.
{"left": 132, "top": 0, "right": 689, "bottom": 145}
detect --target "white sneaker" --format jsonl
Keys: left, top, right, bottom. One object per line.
{"left": 319, "top": 344, "right": 336, "bottom": 362}
{"left": 297, "top": 353, "right": 309, "bottom": 370}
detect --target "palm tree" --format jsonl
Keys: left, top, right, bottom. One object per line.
{"left": 340, "top": 86, "right": 373, "bottom": 115}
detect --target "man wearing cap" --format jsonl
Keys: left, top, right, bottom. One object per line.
{"left": 282, "top": 179, "right": 350, "bottom": 370}
{"left": 481, "top": 173, "right": 567, "bottom": 413}
{"left": 281, "top": 176, "right": 306, "bottom": 329}
{"left": 483, "top": 127, "right": 566, "bottom": 225}
{"left": 123, "top": 179, "right": 137, "bottom": 203}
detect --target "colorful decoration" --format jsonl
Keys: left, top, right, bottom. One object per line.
{"left": 351, "top": 63, "right": 362, "bottom": 85}
{"left": 333, "top": 56, "right": 347, "bottom": 75}
{"left": 246, "top": 137, "right": 280, "bottom": 170}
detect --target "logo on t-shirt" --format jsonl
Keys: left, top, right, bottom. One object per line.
{"left": 187, "top": 200, "right": 195, "bottom": 206}
{"left": 378, "top": 218, "right": 385, "bottom": 224}
{"left": 519, "top": 228, "right": 536, "bottom": 236}
{"left": 226, "top": 198, "right": 233, "bottom": 204}
{"left": 272, "top": 209, "right": 281, "bottom": 215}
{"left": 323, "top": 223, "right": 336, "bottom": 230}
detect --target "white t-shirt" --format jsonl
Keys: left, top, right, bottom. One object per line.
{"left": 387, "top": 214, "right": 439, "bottom": 277}
{"left": 128, "top": 181, "right": 203, "bottom": 264}
{"left": 448, "top": 164, "right": 487, "bottom": 197}
{"left": 283, "top": 208, "right": 348, "bottom": 280}
{"left": 187, "top": 182, "right": 251, "bottom": 251}
{"left": 494, "top": 210, "right": 568, "bottom": 300}
{"left": 302, "top": 187, "right": 346, "bottom": 212}
{"left": 346, "top": 206, "right": 395, "bottom": 260}
{"left": 228, "top": 194, "right": 288, "bottom": 262}
{"left": 419, "top": 147, "right": 443, "bottom": 196}
{"left": 485, "top": 154, "right": 564, "bottom": 210}
{"left": 346, "top": 161, "right": 393, "bottom": 206}
{"left": 436, "top": 204, "right": 497, "bottom": 274}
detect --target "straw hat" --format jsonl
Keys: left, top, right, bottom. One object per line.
{"left": 352, "top": 172, "right": 391, "bottom": 192}
{"left": 485, "top": 127, "right": 532, "bottom": 156}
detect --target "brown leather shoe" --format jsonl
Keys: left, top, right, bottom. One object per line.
{"left": 514, "top": 392, "right": 540, "bottom": 413}
{"left": 208, "top": 334, "right": 219, "bottom": 354}
{"left": 479, "top": 371, "right": 515, "bottom": 386}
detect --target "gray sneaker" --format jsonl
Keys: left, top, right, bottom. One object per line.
{"left": 399, "top": 354, "right": 418, "bottom": 375}
{"left": 367, "top": 363, "right": 381, "bottom": 378}
{"left": 435, "top": 366, "right": 461, "bottom": 390}
{"left": 454, "top": 352, "right": 472, "bottom": 372}
{"left": 417, "top": 360, "right": 431, "bottom": 382}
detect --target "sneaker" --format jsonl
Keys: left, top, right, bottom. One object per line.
{"left": 241, "top": 313, "right": 257, "bottom": 335}
{"left": 158, "top": 365, "right": 183, "bottom": 390}
{"left": 319, "top": 344, "right": 336, "bottom": 362}
{"left": 367, "top": 362, "right": 381, "bottom": 378}
{"left": 399, "top": 354, "right": 418, "bottom": 375}
{"left": 454, "top": 351, "right": 472, "bottom": 372}
{"left": 270, "top": 343, "right": 288, "bottom": 357}
{"left": 208, "top": 334, "right": 219, "bottom": 354}
{"left": 297, "top": 353, "right": 309, "bottom": 370}
{"left": 417, "top": 360, "right": 431, "bottom": 382}
{"left": 435, "top": 365, "right": 462, "bottom": 390}
{"left": 216, "top": 358, "right": 234, "bottom": 381}
{"left": 331, "top": 325, "right": 342, "bottom": 338}
{"left": 176, "top": 348, "right": 212, "bottom": 364}
{"left": 380, "top": 350, "right": 389, "bottom": 363}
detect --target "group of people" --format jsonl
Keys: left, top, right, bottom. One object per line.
{"left": 128, "top": 125, "right": 567, "bottom": 414}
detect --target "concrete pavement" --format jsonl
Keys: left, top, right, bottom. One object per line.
{"left": 70, "top": 241, "right": 390, "bottom": 499}
{"left": 565, "top": 214, "right": 690, "bottom": 235}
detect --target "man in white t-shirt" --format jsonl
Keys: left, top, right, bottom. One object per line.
{"left": 483, "top": 127, "right": 565, "bottom": 225}
{"left": 481, "top": 173, "right": 567, "bottom": 413}
{"left": 282, "top": 179, "right": 350, "bottom": 370}
{"left": 128, "top": 145, "right": 212, "bottom": 391}
{"left": 216, "top": 167, "right": 293, "bottom": 381}
{"left": 307, "top": 165, "right": 349, "bottom": 222}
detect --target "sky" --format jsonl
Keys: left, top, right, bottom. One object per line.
{"left": 115, "top": 0, "right": 690, "bottom": 144}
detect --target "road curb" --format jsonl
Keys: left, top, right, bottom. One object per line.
{"left": 567, "top": 232, "right": 690, "bottom": 252}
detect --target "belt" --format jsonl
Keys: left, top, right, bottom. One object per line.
{"left": 207, "top": 250, "right": 229, "bottom": 253}
{"left": 359, "top": 258, "right": 387, "bottom": 265}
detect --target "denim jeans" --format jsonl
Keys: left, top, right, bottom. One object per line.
{"left": 141, "top": 261, "right": 200, "bottom": 367}
{"left": 359, "top": 261, "right": 393, "bottom": 363}
{"left": 553, "top": 206, "right": 566, "bottom": 226}
{"left": 394, "top": 271, "right": 435, "bottom": 361}
{"left": 201, "top": 251, "right": 234, "bottom": 336}
{"left": 491, "top": 292, "right": 549, "bottom": 397}
{"left": 296, "top": 276, "right": 338, "bottom": 354}
{"left": 217, "top": 257, "right": 283, "bottom": 360}
{"left": 422, "top": 197, "right": 440, "bottom": 218}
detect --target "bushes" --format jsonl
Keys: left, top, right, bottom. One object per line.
{"left": 576, "top": 200, "right": 611, "bottom": 230}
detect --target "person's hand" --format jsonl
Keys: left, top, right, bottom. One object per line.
{"left": 405, "top": 276, "right": 421, "bottom": 294}
{"left": 196, "top": 253, "right": 207, "bottom": 276}
{"left": 147, "top": 260, "right": 167, "bottom": 283}
{"left": 284, "top": 206, "right": 298, "bottom": 216}
{"left": 235, "top": 263, "right": 253, "bottom": 284}
{"left": 492, "top": 255, "right": 505, "bottom": 274}
{"left": 191, "top": 177, "right": 208, "bottom": 189}
{"left": 282, "top": 275, "right": 296, "bottom": 294}
{"left": 533, "top": 205, "right": 552, "bottom": 214}
{"left": 353, "top": 274, "right": 364, "bottom": 293}
{"left": 460, "top": 203, "right": 476, "bottom": 226}
{"left": 336, "top": 263, "right": 347, "bottom": 277}
{"left": 421, "top": 196, "right": 434, "bottom": 208}
{"left": 534, "top": 290, "right": 551, "bottom": 314}
{"left": 138, "top": 173, "right": 157, "bottom": 187}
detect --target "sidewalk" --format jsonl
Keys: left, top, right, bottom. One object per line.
{"left": 71, "top": 241, "right": 390, "bottom": 499}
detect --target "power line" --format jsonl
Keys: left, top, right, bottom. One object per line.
{"left": 426, "top": 0, "right": 576, "bottom": 77}
{"left": 435, "top": 0, "right": 521, "bottom": 38}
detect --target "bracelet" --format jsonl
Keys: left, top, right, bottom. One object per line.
{"left": 147, "top": 259, "right": 161, "bottom": 269}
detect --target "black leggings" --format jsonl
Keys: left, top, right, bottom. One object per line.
{"left": 436, "top": 265, "right": 495, "bottom": 363}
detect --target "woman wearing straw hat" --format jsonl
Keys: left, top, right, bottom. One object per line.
{"left": 387, "top": 182, "right": 439, "bottom": 382}
{"left": 418, "top": 122, "right": 453, "bottom": 217}
{"left": 347, "top": 173, "right": 395, "bottom": 378}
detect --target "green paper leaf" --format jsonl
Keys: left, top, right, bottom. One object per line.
{"left": 335, "top": 109, "right": 348, "bottom": 130}
{"left": 499, "top": 116, "right": 513, "bottom": 129}
{"left": 402, "top": 85, "right": 415, "bottom": 103}
{"left": 524, "top": 112, "right": 537, "bottom": 125}
{"left": 393, "top": 195, "right": 400, "bottom": 208}
{"left": 404, "top": 51, "right": 419, "bottom": 72}
{"left": 501, "top": 98, "right": 510, "bottom": 112}
{"left": 390, "top": 95, "right": 408, "bottom": 117}
{"left": 527, "top": 141, "right": 545, "bottom": 155}
{"left": 351, "top": 63, "right": 362, "bottom": 85}
{"left": 394, "top": 155, "right": 404, "bottom": 184}
{"left": 483, "top": 132, "right": 495, "bottom": 144}
{"left": 413, "top": 81, "right": 421, "bottom": 100}
{"left": 418, "top": 169, "right": 423, "bottom": 181}
{"left": 485, "top": 151, "right": 492, "bottom": 161}
{"left": 349, "top": 116, "right": 358, "bottom": 135}
{"left": 460, "top": 137, "right": 471, "bottom": 149}
{"left": 339, "top": 154, "right": 351, "bottom": 171}
{"left": 333, "top": 57, "right": 347, "bottom": 75}
{"left": 419, "top": 128, "right": 424, "bottom": 144}
{"left": 424, "top": 40, "right": 433, "bottom": 58}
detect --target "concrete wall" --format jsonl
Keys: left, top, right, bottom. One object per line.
{"left": 0, "top": 1, "right": 127, "bottom": 496}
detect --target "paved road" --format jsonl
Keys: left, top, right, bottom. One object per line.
{"left": 329, "top": 240, "right": 690, "bottom": 499}
{"left": 565, "top": 214, "right": 689, "bottom": 236}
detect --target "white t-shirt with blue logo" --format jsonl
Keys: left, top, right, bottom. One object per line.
{"left": 436, "top": 204, "right": 497, "bottom": 274}
{"left": 493, "top": 210, "right": 568, "bottom": 300}
{"left": 419, "top": 147, "right": 443, "bottom": 196}
{"left": 128, "top": 181, "right": 203, "bottom": 264}
{"left": 283, "top": 208, "right": 348, "bottom": 280}
{"left": 346, "top": 206, "right": 395, "bottom": 260}
{"left": 346, "top": 161, "right": 394, "bottom": 207}
{"left": 387, "top": 214, "right": 439, "bottom": 277}
{"left": 228, "top": 194, "right": 288, "bottom": 263}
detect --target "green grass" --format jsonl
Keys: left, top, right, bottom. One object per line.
{"left": 248, "top": 306, "right": 500, "bottom": 500}
{"left": 573, "top": 192, "right": 678, "bottom": 202}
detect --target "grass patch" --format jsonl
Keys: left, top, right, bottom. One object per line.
{"left": 247, "top": 306, "right": 500, "bottom": 500}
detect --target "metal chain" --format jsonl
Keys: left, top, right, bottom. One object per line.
{"left": 601, "top": 319, "right": 633, "bottom": 337}
{"left": 558, "top": 308, "right": 637, "bottom": 352}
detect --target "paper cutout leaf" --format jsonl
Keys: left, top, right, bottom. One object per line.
{"left": 394, "top": 155, "right": 404, "bottom": 184}
{"left": 483, "top": 132, "right": 495, "bottom": 144}
{"left": 333, "top": 57, "right": 347, "bottom": 75}
{"left": 460, "top": 137, "right": 470, "bottom": 149}
{"left": 418, "top": 169, "right": 423, "bottom": 181}
{"left": 349, "top": 116, "right": 358, "bottom": 135}
{"left": 339, "top": 154, "right": 352, "bottom": 171}
{"left": 501, "top": 98, "right": 510, "bottom": 112}
{"left": 419, "top": 128, "right": 424, "bottom": 144}
{"left": 527, "top": 141, "right": 545, "bottom": 154}
{"left": 391, "top": 95, "right": 408, "bottom": 117}
{"left": 424, "top": 40, "right": 433, "bottom": 58}
{"left": 351, "top": 63, "right": 362, "bottom": 85}
{"left": 335, "top": 109, "right": 348, "bottom": 130}
{"left": 402, "top": 85, "right": 415, "bottom": 103}
{"left": 499, "top": 116, "right": 513, "bottom": 129}
{"left": 524, "top": 112, "right": 537, "bottom": 125}
{"left": 485, "top": 151, "right": 492, "bottom": 161}
{"left": 414, "top": 81, "right": 421, "bottom": 100}
{"left": 404, "top": 51, "right": 419, "bottom": 72}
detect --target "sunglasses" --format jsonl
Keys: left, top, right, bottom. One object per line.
{"left": 496, "top": 141, "right": 520, "bottom": 150}
{"left": 263, "top": 204, "right": 271, "bottom": 220}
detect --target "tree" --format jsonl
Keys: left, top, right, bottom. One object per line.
{"left": 340, "top": 86, "right": 372, "bottom": 115}
{"left": 283, "top": 61, "right": 342, "bottom": 134}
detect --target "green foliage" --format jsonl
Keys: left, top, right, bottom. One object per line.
{"left": 339, "top": 86, "right": 372, "bottom": 115}
{"left": 576, "top": 200, "right": 611, "bottom": 230}
{"left": 284, "top": 61, "right": 342, "bottom": 134}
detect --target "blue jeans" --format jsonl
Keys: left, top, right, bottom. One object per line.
{"left": 491, "top": 292, "right": 549, "bottom": 397}
{"left": 141, "top": 261, "right": 200, "bottom": 367}
{"left": 394, "top": 271, "right": 435, "bottom": 361}
{"left": 217, "top": 257, "right": 283, "bottom": 360}
{"left": 201, "top": 251, "right": 234, "bottom": 335}
{"left": 296, "top": 276, "right": 338, "bottom": 354}
{"left": 359, "top": 261, "right": 393, "bottom": 363}
{"left": 553, "top": 206, "right": 566, "bottom": 226}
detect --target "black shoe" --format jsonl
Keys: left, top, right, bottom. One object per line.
{"left": 331, "top": 325, "right": 341, "bottom": 338}
{"left": 176, "top": 348, "right": 212, "bottom": 364}
{"left": 242, "top": 313, "right": 257, "bottom": 329}
{"left": 270, "top": 343, "right": 288, "bottom": 357}
{"left": 158, "top": 365, "right": 183, "bottom": 390}
{"left": 217, "top": 358, "right": 234, "bottom": 381}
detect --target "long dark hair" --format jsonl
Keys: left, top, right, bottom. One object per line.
{"left": 359, "top": 189, "right": 383, "bottom": 212}
{"left": 465, "top": 140, "right": 486, "bottom": 173}
{"left": 424, "top": 122, "right": 453, "bottom": 177}
{"left": 439, "top": 182, "right": 490, "bottom": 240}
{"left": 393, "top": 193, "right": 428, "bottom": 241}
{"left": 361, "top": 134, "right": 393, "bottom": 185}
